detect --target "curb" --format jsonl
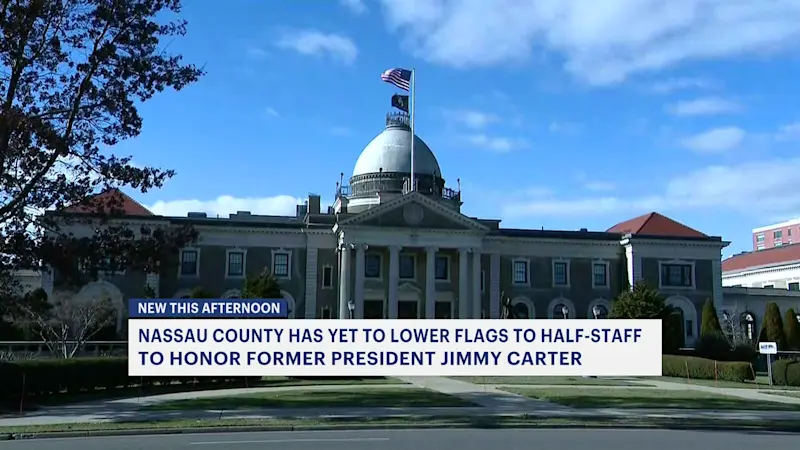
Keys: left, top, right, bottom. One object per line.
{"left": 4, "top": 419, "right": 800, "bottom": 440}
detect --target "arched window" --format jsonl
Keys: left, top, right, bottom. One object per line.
{"left": 592, "top": 304, "right": 609, "bottom": 319}
{"left": 741, "top": 312, "right": 756, "bottom": 341}
{"left": 552, "top": 303, "right": 569, "bottom": 319}
{"left": 513, "top": 302, "right": 530, "bottom": 319}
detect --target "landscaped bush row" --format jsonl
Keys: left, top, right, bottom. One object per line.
{"left": 662, "top": 355, "right": 754, "bottom": 382}
{"left": 772, "top": 359, "right": 800, "bottom": 386}
{"left": 0, "top": 357, "right": 260, "bottom": 406}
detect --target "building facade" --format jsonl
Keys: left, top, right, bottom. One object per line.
{"left": 751, "top": 218, "right": 800, "bottom": 250}
{"left": 45, "top": 113, "right": 729, "bottom": 347}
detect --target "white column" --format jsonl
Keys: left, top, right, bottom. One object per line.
{"left": 489, "top": 253, "right": 501, "bottom": 319}
{"left": 304, "top": 247, "right": 318, "bottom": 319}
{"left": 425, "top": 246, "right": 437, "bottom": 319}
{"left": 338, "top": 246, "right": 350, "bottom": 319}
{"left": 624, "top": 243, "right": 642, "bottom": 289}
{"left": 388, "top": 246, "right": 401, "bottom": 319}
{"left": 712, "top": 255, "right": 723, "bottom": 306}
{"left": 354, "top": 245, "right": 366, "bottom": 319}
{"left": 458, "top": 248, "right": 470, "bottom": 319}
{"left": 472, "top": 250, "right": 482, "bottom": 319}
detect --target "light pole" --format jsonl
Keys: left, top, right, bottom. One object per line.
{"left": 592, "top": 305, "right": 601, "bottom": 319}
{"left": 561, "top": 305, "right": 569, "bottom": 319}
{"left": 347, "top": 300, "right": 355, "bottom": 319}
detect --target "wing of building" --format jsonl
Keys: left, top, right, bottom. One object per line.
{"left": 40, "top": 112, "right": 730, "bottom": 347}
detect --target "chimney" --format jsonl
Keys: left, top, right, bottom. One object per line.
{"left": 307, "top": 194, "right": 321, "bottom": 214}
{"left": 296, "top": 204, "right": 308, "bottom": 217}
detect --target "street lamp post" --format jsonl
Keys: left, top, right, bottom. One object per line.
{"left": 592, "top": 305, "right": 601, "bottom": 319}
{"left": 561, "top": 305, "right": 569, "bottom": 319}
{"left": 347, "top": 300, "right": 355, "bottom": 319}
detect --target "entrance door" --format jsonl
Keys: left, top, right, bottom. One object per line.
{"left": 398, "top": 301, "right": 418, "bottom": 319}
{"left": 364, "top": 300, "right": 384, "bottom": 319}
{"left": 435, "top": 301, "right": 452, "bottom": 319}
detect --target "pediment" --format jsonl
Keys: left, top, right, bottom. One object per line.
{"left": 339, "top": 192, "right": 488, "bottom": 232}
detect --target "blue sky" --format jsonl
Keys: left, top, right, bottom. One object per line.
{"left": 118, "top": 0, "right": 800, "bottom": 257}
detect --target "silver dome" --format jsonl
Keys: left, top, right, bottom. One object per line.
{"left": 352, "top": 122, "right": 442, "bottom": 178}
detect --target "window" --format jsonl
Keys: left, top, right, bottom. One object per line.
{"left": 365, "top": 254, "right": 381, "bottom": 278}
{"left": 592, "top": 262, "right": 609, "bottom": 288}
{"left": 552, "top": 261, "right": 569, "bottom": 286}
{"left": 763, "top": 284, "right": 774, "bottom": 289}
{"left": 226, "top": 250, "right": 245, "bottom": 277}
{"left": 480, "top": 270, "right": 485, "bottom": 293}
{"left": 272, "top": 251, "right": 290, "bottom": 278}
{"left": 512, "top": 259, "right": 529, "bottom": 285}
{"left": 685, "top": 320, "right": 693, "bottom": 337}
{"left": 789, "top": 229, "right": 793, "bottom": 237}
{"left": 790, "top": 282, "right": 800, "bottom": 291}
{"left": 179, "top": 249, "right": 198, "bottom": 276}
{"left": 757, "top": 244, "right": 765, "bottom": 250}
{"left": 321, "top": 266, "right": 333, "bottom": 289}
{"left": 756, "top": 233, "right": 765, "bottom": 243}
{"left": 434, "top": 256, "right": 449, "bottom": 280}
{"left": 399, "top": 255, "right": 415, "bottom": 279}
{"left": 321, "top": 306, "right": 331, "bottom": 319}
{"left": 660, "top": 262, "right": 693, "bottom": 288}
{"left": 775, "top": 230, "right": 783, "bottom": 239}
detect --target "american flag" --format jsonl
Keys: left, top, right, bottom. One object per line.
{"left": 381, "top": 68, "right": 412, "bottom": 91}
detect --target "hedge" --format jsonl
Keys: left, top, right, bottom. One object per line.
{"left": 662, "top": 355, "right": 754, "bottom": 382}
{"left": 0, "top": 357, "right": 261, "bottom": 408}
{"left": 772, "top": 359, "right": 800, "bottom": 386}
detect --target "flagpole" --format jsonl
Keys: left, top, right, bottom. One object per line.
{"left": 410, "top": 68, "right": 416, "bottom": 192}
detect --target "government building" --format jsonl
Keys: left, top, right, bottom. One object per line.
{"left": 43, "top": 113, "right": 729, "bottom": 347}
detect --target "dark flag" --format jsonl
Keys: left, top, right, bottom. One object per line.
{"left": 381, "top": 68, "right": 412, "bottom": 91}
{"left": 391, "top": 94, "right": 409, "bottom": 113}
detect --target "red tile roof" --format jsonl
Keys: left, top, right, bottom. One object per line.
{"left": 606, "top": 212, "right": 707, "bottom": 238}
{"left": 722, "top": 243, "right": 800, "bottom": 272}
{"left": 62, "top": 188, "right": 153, "bottom": 216}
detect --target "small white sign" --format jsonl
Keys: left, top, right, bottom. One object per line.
{"left": 759, "top": 342, "right": 778, "bottom": 355}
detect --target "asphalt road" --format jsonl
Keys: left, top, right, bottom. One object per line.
{"left": 3, "top": 428, "right": 798, "bottom": 450}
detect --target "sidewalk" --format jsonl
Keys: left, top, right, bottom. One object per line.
{"left": 2, "top": 377, "right": 800, "bottom": 428}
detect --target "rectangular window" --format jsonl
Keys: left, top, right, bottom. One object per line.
{"left": 592, "top": 263, "right": 608, "bottom": 287}
{"left": 660, "top": 263, "right": 693, "bottom": 287}
{"left": 789, "top": 282, "right": 799, "bottom": 291}
{"left": 273, "top": 252, "right": 290, "bottom": 277}
{"left": 756, "top": 233, "right": 765, "bottom": 243}
{"left": 321, "top": 307, "right": 331, "bottom": 319}
{"left": 789, "top": 229, "right": 793, "bottom": 237}
{"left": 775, "top": 230, "right": 783, "bottom": 239}
{"left": 553, "top": 261, "right": 568, "bottom": 286}
{"left": 365, "top": 254, "right": 381, "bottom": 278}
{"left": 685, "top": 320, "right": 693, "bottom": 337}
{"left": 180, "top": 250, "right": 198, "bottom": 276}
{"left": 399, "top": 255, "right": 415, "bottom": 279}
{"left": 227, "top": 251, "right": 244, "bottom": 277}
{"left": 322, "top": 266, "right": 333, "bottom": 288}
{"left": 757, "top": 244, "right": 765, "bottom": 250}
{"left": 763, "top": 284, "right": 775, "bottom": 288}
{"left": 513, "top": 260, "right": 528, "bottom": 284}
{"left": 434, "top": 256, "right": 449, "bottom": 280}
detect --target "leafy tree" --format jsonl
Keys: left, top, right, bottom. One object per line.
{"left": 784, "top": 308, "right": 800, "bottom": 351}
{"left": 609, "top": 282, "right": 665, "bottom": 319}
{"left": 700, "top": 298, "right": 723, "bottom": 337}
{"left": 0, "top": 0, "right": 203, "bottom": 293}
{"left": 242, "top": 269, "right": 282, "bottom": 299}
{"left": 759, "top": 302, "right": 787, "bottom": 349}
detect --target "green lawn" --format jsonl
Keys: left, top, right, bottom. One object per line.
{"left": 28, "top": 376, "right": 400, "bottom": 408}
{"left": 504, "top": 387, "right": 800, "bottom": 410}
{"left": 452, "top": 376, "right": 643, "bottom": 386}
{"left": 651, "top": 376, "right": 800, "bottom": 391}
{"left": 762, "top": 390, "right": 800, "bottom": 398}
{"left": 144, "top": 387, "right": 474, "bottom": 411}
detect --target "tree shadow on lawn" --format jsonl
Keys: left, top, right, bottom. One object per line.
{"left": 535, "top": 393, "right": 800, "bottom": 410}
{"left": 144, "top": 389, "right": 474, "bottom": 411}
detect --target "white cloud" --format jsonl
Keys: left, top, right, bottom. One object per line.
{"left": 330, "top": 126, "right": 353, "bottom": 136}
{"left": 245, "top": 46, "right": 268, "bottom": 59}
{"left": 666, "top": 97, "right": 742, "bottom": 116}
{"left": 445, "top": 109, "right": 499, "bottom": 129}
{"left": 379, "top": 0, "right": 800, "bottom": 84}
{"left": 147, "top": 195, "right": 312, "bottom": 218}
{"left": 650, "top": 77, "right": 716, "bottom": 94}
{"left": 549, "top": 121, "right": 583, "bottom": 134}
{"left": 340, "top": 0, "right": 367, "bottom": 14}
{"left": 465, "top": 134, "right": 526, "bottom": 153}
{"left": 275, "top": 30, "right": 358, "bottom": 65}
{"left": 502, "top": 157, "right": 800, "bottom": 219}
{"left": 680, "top": 127, "right": 745, "bottom": 152}
{"left": 776, "top": 122, "right": 800, "bottom": 141}
{"left": 264, "top": 107, "right": 279, "bottom": 118}
{"left": 585, "top": 181, "right": 615, "bottom": 192}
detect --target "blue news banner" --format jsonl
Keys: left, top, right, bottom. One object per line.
{"left": 129, "top": 298, "right": 288, "bottom": 318}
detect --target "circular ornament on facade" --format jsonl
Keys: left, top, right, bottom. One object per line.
{"left": 403, "top": 203, "right": 424, "bottom": 225}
